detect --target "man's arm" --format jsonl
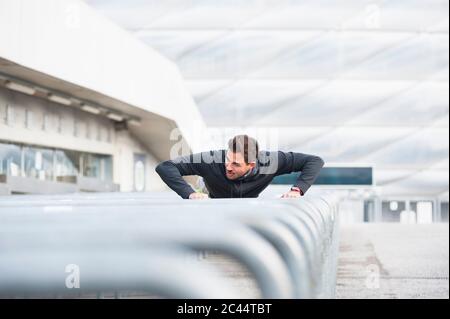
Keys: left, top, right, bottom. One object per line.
{"left": 155, "top": 152, "right": 212, "bottom": 199}
{"left": 276, "top": 151, "right": 325, "bottom": 196}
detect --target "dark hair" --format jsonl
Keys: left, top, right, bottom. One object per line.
{"left": 228, "top": 135, "right": 259, "bottom": 163}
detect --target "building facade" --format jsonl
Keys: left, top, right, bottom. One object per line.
{"left": 0, "top": 0, "right": 210, "bottom": 195}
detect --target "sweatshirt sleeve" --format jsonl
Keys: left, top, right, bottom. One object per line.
{"left": 275, "top": 151, "right": 325, "bottom": 195}
{"left": 155, "top": 152, "right": 214, "bottom": 199}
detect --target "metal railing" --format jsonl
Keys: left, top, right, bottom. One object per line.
{"left": 0, "top": 192, "right": 340, "bottom": 299}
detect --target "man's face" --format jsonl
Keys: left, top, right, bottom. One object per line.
{"left": 225, "top": 150, "right": 255, "bottom": 180}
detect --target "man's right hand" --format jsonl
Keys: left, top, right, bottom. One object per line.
{"left": 189, "top": 192, "right": 209, "bottom": 200}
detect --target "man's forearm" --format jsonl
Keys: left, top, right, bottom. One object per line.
{"left": 155, "top": 161, "right": 196, "bottom": 199}
{"left": 293, "top": 154, "right": 324, "bottom": 194}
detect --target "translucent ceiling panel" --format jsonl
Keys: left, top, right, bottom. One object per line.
{"left": 88, "top": 2, "right": 448, "bottom": 80}
{"left": 285, "top": 127, "right": 416, "bottom": 163}
{"left": 92, "top": 0, "right": 447, "bottom": 31}
{"left": 173, "top": 31, "right": 319, "bottom": 79}
{"left": 248, "top": 0, "right": 449, "bottom": 31}
{"left": 376, "top": 161, "right": 447, "bottom": 188}
{"left": 210, "top": 126, "right": 331, "bottom": 150}
{"left": 196, "top": 80, "right": 320, "bottom": 126}
{"left": 430, "top": 67, "right": 450, "bottom": 82}
{"left": 86, "top": 0, "right": 188, "bottom": 30}
{"left": 433, "top": 115, "right": 450, "bottom": 127}
{"left": 250, "top": 32, "right": 412, "bottom": 79}
{"left": 375, "top": 169, "right": 421, "bottom": 186}
{"left": 137, "top": 31, "right": 224, "bottom": 62}
{"left": 345, "top": 34, "right": 449, "bottom": 80}
{"left": 379, "top": 169, "right": 449, "bottom": 196}
{"left": 156, "top": 32, "right": 447, "bottom": 80}
{"left": 142, "top": 31, "right": 420, "bottom": 79}
{"left": 193, "top": 80, "right": 321, "bottom": 125}
{"left": 380, "top": 0, "right": 449, "bottom": 31}
{"left": 267, "top": 126, "right": 333, "bottom": 150}
{"left": 431, "top": 159, "right": 450, "bottom": 169}
{"left": 429, "top": 18, "right": 450, "bottom": 32}
{"left": 143, "top": 0, "right": 281, "bottom": 30}
{"left": 245, "top": 0, "right": 372, "bottom": 30}
{"left": 346, "top": 82, "right": 449, "bottom": 127}
{"left": 359, "top": 127, "right": 449, "bottom": 168}
{"left": 341, "top": 0, "right": 449, "bottom": 31}
{"left": 185, "top": 80, "right": 232, "bottom": 101}
{"left": 253, "top": 81, "right": 412, "bottom": 126}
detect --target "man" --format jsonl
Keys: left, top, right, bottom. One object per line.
{"left": 155, "top": 135, "right": 324, "bottom": 199}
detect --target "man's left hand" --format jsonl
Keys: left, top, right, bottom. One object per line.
{"left": 281, "top": 190, "right": 301, "bottom": 199}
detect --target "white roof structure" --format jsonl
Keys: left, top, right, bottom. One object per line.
{"left": 0, "top": 0, "right": 211, "bottom": 160}
{"left": 87, "top": 0, "right": 449, "bottom": 197}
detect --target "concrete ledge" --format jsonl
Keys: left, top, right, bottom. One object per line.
{"left": 1, "top": 175, "right": 78, "bottom": 194}
{"left": 1, "top": 175, "right": 120, "bottom": 194}
{"left": 57, "top": 176, "right": 119, "bottom": 192}
{"left": 0, "top": 183, "right": 11, "bottom": 196}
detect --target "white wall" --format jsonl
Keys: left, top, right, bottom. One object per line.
{"left": 114, "top": 130, "right": 165, "bottom": 192}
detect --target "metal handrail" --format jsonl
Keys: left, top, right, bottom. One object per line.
{"left": 0, "top": 215, "right": 294, "bottom": 298}
{"left": 0, "top": 249, "right": 243, "bottom": 299}
{"left": 0, "top": 194, "right": 340, "bottom": 298}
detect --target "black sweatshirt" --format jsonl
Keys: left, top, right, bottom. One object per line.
{"left": 155, "top": 150, "right": 325, "bottom": 199}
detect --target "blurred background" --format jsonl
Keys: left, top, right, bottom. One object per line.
{"left": 0, "top": 0, "right": 448, "bottom": 224}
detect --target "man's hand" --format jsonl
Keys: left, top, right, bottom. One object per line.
{"left": 281, "top": 190, "right": 301, "bottom": 199}
{"left": 189, "top": 192, "right": 209, "bottom": 200}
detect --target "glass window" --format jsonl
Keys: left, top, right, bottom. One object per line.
{"left": 134, "top": 154, "right": 146, "bottom": 192}
{"left": 272, "top": 167, "right": 373, "bottom": 186}
{"left": 24, "top": 109, "right": 33, "bottom": 129}
{"left": 0, "top": 142, "right": 22, "bottom": 176}
{"left": 97, "top": 127, "right": 106, "bottom": 142}
{"left": 42, "top": 114, "right": 50, "bottom": 131}
{"left": 24, "top": 146, "right": 54, "bottom": 181}
{"left": 381, "top": 200, "right": 406, "bottom": 222}
{"left": 86, "top": 122, "right": 91, "bottom": 139}
{"left": 1, "top": 142, "right": 113, "bottom": 184}
{"left": 55, "top": 150, "right": 80, "bottom": 178}
{"left": 107, "top": 127, "right": 112, "bottom": 143}
{"left": 441, "top": 203, "right": 449, "bottom": 223}
{"left": 75, "top": 120, "right": 86, "bottom": 139}
{"left": 364, "top": 200, "right": 375, "bottom": 222}
{"left": 411, "top": 201, "right": 434, "bottom": 224}
{"left": 96, "top": 125, "right": 102, "bottom": 141}
{"left": 4, "top": 104, "right": 15, "bottom": 126}
{"left": 57, "top": 115, "right": 63, "bottom": 134}
{"left": 102, "top": 155, "right": 113, "bottom": 182}
{"left": 81, "top": 153, "right": 112, "bottom": 182}
{"left": 73, "top": 118, "right": 78, "bottom": 137}
{"left": 42, "top": 113, "right": 57, "bottom": 132}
